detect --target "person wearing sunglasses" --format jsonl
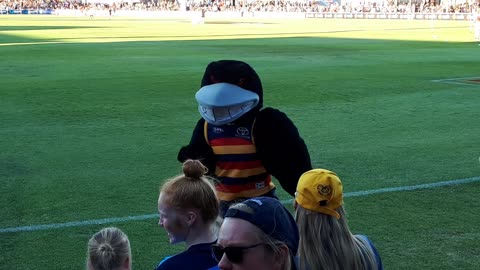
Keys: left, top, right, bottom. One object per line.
{"left": 213, "top": 196, "right": 299, "bottom": 270}
{"left": 156, "top": 159, "right": 220, "bottom": 270}
{"left": 87, "top": 227, "right": 132, "bottom": 270}
{"left": 294, "top": 169, "right": 383, "bottom": 270}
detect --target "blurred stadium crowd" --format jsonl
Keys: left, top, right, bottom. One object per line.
{"left": 0, "top": 0, "right": 478, "bottom": 14}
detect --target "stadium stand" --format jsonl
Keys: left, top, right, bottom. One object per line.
{"left": 0, "top": 0, "right": 478, "bottom": 19}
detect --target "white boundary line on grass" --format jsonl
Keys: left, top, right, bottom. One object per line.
{"left": 1, "top": 176, "right": 479, "bottom": 234}
{"left": 431, "top": 76, "right": 480, "bottom": 86}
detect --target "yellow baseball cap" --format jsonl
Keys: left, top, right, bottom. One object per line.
{"left": 295, "top": 169, "right": 343, "bottom": 219}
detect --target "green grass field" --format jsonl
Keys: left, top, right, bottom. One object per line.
{"left": 1, "top": 15, "right": 479, "bottom": 270}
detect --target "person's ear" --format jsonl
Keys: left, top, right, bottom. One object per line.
{"left": 186, "top": 210, "right": 197, "bottom": 227}
{"left": 279, "top": 244, "right": 290, "bottom": 257}
{"left": 122, "top": 256, "right": 131, "bottom": 270}
{"left": 272, "top": 244, "right": 290, "bottom": 267}
{"left": 86, "top": 259, "right": 93, "bottom": 270}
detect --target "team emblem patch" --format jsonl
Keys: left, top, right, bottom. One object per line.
{"left": 317, "top": 184, "right": 332, "bottom": 197}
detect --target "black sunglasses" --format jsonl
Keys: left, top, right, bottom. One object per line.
{"left": 211, "top": 243, "right": 265, "bottom": 264}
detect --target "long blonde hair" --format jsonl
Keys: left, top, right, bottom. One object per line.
{"left": 87, "top": 227, "right": 131, "bottom": 270}
{"left": 295, "top": 205, "right": 378, "bottom": 270}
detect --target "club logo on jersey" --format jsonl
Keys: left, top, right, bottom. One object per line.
{"left": 236, "top": 127, "right": 249, "bottom": 137}
{"left": 255, "top": 182, "right": 265, "bottom": 189}
{"left": 213, "top": 127, "right": 224, "bottom": 134}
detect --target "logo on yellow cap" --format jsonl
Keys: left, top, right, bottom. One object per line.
{"left": 317, "top": 184, "right": 332, "bottom": 197}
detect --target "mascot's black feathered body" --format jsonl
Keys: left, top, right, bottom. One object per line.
{"left": 178, "top": 60, "right": 312, "bottom": 215}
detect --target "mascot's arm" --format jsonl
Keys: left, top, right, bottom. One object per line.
{"left": 177, "top": 118, "right": 216, "bottom": 175}
{"left": 254, "top": 108, "right": 312, "bottom": 197}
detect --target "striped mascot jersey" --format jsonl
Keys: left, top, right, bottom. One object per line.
{"left": 204, "top": 121, "right": 275, "bottom": 201}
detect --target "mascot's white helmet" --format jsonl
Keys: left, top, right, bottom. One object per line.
{"left": 195, "top": 60, "right": 264, "bottom": 126}
{"left": 196, "top": 83, "right": 259, "bottom": 126}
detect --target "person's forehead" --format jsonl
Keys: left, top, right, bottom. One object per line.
{"left": 158, "top": 192, "right": 165, "bottom": 202}
{"left": 218, "top": 218, "right": 258, "bottom": 245}
{"left": 158, "top": 193, "right": 166, "bottom": 206}
{"left": 157, "top": 193, "right": 173, "bottom": 211}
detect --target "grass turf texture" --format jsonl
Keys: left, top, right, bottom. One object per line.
{"left": 1, "top": 16, "right": 479, "bottom": 269}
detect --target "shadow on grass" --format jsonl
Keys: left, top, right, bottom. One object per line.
{"left": 0, "top": 26, "right": 104, "bottom": 31}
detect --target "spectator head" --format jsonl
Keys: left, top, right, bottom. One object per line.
{"left": 213, "top": 197, "right": 299, "bottom": 270}
{"left": 196, "top": 60, "right": 263, "bottom": 126}
{"left": 295, "top": 168, "right": 343, "bottom": 219}
{"left": 87, "top": 227, "right": 131, "bottom": 270}
{"left": 158, "top": 159, "right": 219, "bottom": 244}
{"left": 295, "top": 169, "right": 379, "bottom": 270}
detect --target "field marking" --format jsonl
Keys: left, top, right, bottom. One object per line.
{"left": 432, "top": 76, "right": 480, "bottom": 86}
{"left": 0, "top": 214, "right": 159, "bottom": 234}
{"left": 1, "top": 176, "right": 479, "bottom": 234}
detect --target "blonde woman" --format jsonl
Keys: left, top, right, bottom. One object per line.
{"left": 295, "top": 169, "right": 383, "bottom": 270}
{"left": 87, "top": 227, "right": 131, "bottom": 270}
{"left": 156, "top": 159, "right": 219, "bottom": 270}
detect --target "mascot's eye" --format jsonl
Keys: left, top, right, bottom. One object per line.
{"left": 237, "top": 78, "right": 246, "bottom": 87}
{"left": 210, "top": 75, "right": 220, "bottom": 84}
{"left": 319, "top": 200, "right": 328, "bottom": 206}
